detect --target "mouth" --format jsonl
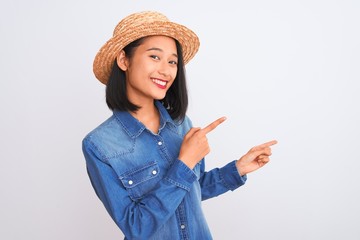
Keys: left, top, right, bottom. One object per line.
{"left": 151, "top": 78, "right": 168, "bottom": 89}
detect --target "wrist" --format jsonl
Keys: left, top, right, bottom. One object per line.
{"left": 236, "top": 160, "right": 246, "bottom": 176}
{"left": 178, "top": 156, "right": 196, "bottom": 169}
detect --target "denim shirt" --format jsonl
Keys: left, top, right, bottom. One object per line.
{"left": 82, "top": 101, "right": 247, "bottom": 240}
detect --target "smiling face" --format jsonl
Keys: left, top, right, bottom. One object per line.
{"left": 117, "top": 35, "right": 178, "bottom": 106}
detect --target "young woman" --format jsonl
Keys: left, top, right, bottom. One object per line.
{"left": 82, "top": 11, "right": 277, "bottom": 240}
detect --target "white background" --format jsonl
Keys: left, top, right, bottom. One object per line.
{"left": 1, "top": 0, "right": 359, "bottom": 239}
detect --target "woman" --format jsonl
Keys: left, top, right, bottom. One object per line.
{"left": 82, "top": 11, "right": 277, "bottom": 240}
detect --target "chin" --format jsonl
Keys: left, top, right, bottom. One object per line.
{"left": 153, "top": 92, "right": 167, "bottom": 100}
{"left": 154, "top": 96, "right": 166, "bottom": 100}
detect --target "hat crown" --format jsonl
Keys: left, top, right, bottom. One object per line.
{"left": 113, "top": 11, "right": 169, "bottom": 36}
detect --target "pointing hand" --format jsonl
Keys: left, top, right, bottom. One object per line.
{"left": 236, "top": 140, "right": 278, "bottom": 176}
{"left": 178, "top": 117, "right": 226, "bottom": 169}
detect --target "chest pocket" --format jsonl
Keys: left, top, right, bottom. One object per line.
{"left": 119, "top": 161, "right": 160, "bottom": 201}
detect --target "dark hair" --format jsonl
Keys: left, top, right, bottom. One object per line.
{"left": 106, "top": 37, "right": 188, "bottom": 121}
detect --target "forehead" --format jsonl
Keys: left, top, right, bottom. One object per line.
{"left": 139, "top": 35, "right": 177, "bottom": 50}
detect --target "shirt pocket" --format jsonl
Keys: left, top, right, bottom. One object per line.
{"left": 119, "top": 161, "right": 160, "bottom": 201}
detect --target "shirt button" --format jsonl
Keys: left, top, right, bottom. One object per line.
{"left": 128, "top": 180, "right": 133, "bottom": 185}
{"left": 152, "top": 170, "right": 157, "bottom": 175}
{"left": 157, "top": 141, "right": 163, "bottom": 146}
{"left": 180, "top": 224, "right": 185, "bottom": 229}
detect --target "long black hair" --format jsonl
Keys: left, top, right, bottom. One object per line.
{"left": 106, "top": 37, "right": 188, "bottom": 121}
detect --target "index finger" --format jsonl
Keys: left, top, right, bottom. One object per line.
{"left": 253, "top": 140, "right": 278, "bottom": 150}
{"left": 202, "top": 117, "right": 227, "bottom": 135}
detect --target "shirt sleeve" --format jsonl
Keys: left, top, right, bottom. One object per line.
{"left": 82, "top": 138, "right": 197, "bottom": 239}
{"left": 199, "top": 160, "right": 247, "bottom": 201}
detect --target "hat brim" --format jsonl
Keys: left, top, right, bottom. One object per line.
{"left": 93, "top": 21, "right": 200, "bottom": 84}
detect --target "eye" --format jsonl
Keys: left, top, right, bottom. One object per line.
{"left": 169, "top": 60, "right": 178, "bottom": 65}
{"left": 150, "top": 55, "right": 160, "bottom": 60}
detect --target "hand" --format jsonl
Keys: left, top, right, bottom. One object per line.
{"left": 178, "top": 117, "right": 227, "bottom": 169}
{"left": 236, "top": 140, "right": 278, "bottom": 176}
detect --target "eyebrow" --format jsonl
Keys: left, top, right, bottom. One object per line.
{"left": 146, "top": 47, "right": 178, "bottom": 58}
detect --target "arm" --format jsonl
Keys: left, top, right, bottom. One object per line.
{"left": 177, "top": 116, "right": 277, "bottom": 201}
{"left": 199, "top": 139, "right": 278, "bottom": 200}
{"left": 83, "top": 139, "right": 197, "bottom": 239}
{"left": 199, "top": 159, "right": 247, "bottom": 201}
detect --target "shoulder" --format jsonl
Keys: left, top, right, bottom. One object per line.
{"left": 82, "top": 115, "right": 134, "bottom": 160}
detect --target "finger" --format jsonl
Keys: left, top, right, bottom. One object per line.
{"left": 257, "top": 153, "right": 272, "bottom": 162}
{"left": 202, "top": 117, "right": 227, "bottom": 135}
{"left": 185, "top": 127, "right": 201, "bottom": 138}
{"left": 258, "top": 156, "right": 270, "bottom": 165}
{"left": 257, "top": 154, "right": 270, "bottom": 159}
{"left": 252, "top": 140, "right": 278, "bottom": 151}
{"left": 248, "top": 148, "right": 271, "bottom": 161}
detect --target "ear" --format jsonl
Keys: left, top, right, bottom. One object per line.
{"left": 116, "top": 50, "right": 128, "bottom": 71}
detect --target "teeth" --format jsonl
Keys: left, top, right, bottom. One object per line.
{"left": 152, "top": 79, "right": 166, "bottom": 86}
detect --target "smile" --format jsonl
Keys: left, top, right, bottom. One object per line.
{"left": 151, "top": 78, "right": 167, "bottom": 89}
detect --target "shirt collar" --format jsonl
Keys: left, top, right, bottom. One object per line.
{"left": 113, "top": 101, "right": 177, "bottom": 138}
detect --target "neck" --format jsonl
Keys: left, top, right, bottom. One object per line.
{"left": 130, "top": 100, "right": 160, "bottom": 134}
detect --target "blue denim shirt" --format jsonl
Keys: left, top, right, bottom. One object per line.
{"left": 82, "top": 101, "right": 247, "bottom": 240}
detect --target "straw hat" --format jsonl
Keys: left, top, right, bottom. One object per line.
{"left": 93, "top": 11, "right": 200, "bottom": 84}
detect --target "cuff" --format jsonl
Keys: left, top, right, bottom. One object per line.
{"left": 219, "top": 160, "right": 247, "bottom": 191}
{"left": 165, "top": 159, "right": 197, "bottom": 191}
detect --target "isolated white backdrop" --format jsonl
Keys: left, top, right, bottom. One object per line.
{"left": 1, "top": 0, "right": 359, "bottom": 239}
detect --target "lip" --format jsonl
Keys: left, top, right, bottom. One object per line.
{"left": 151, "top": 78, "right": 168, "bottom": 89}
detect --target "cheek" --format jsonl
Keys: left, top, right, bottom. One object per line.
{"left": 170, "top": 68, "right": 178, "bottom": 81}
{"left": 128, "top": 62, "right": 148, "bottom": 79}
{"left": 168, "top": 76, "right": 177, "bottom": 88}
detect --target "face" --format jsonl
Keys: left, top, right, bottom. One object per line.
{"left": 118, "top": 35, "right": 178, "bottom": 105}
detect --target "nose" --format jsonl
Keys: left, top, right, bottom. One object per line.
{"left": 158, "top": 60, "right": 171, "bottom": 77}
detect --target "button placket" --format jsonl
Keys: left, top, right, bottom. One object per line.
{"left": 156, "top": 135, "right": 164, "bottom": 147}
